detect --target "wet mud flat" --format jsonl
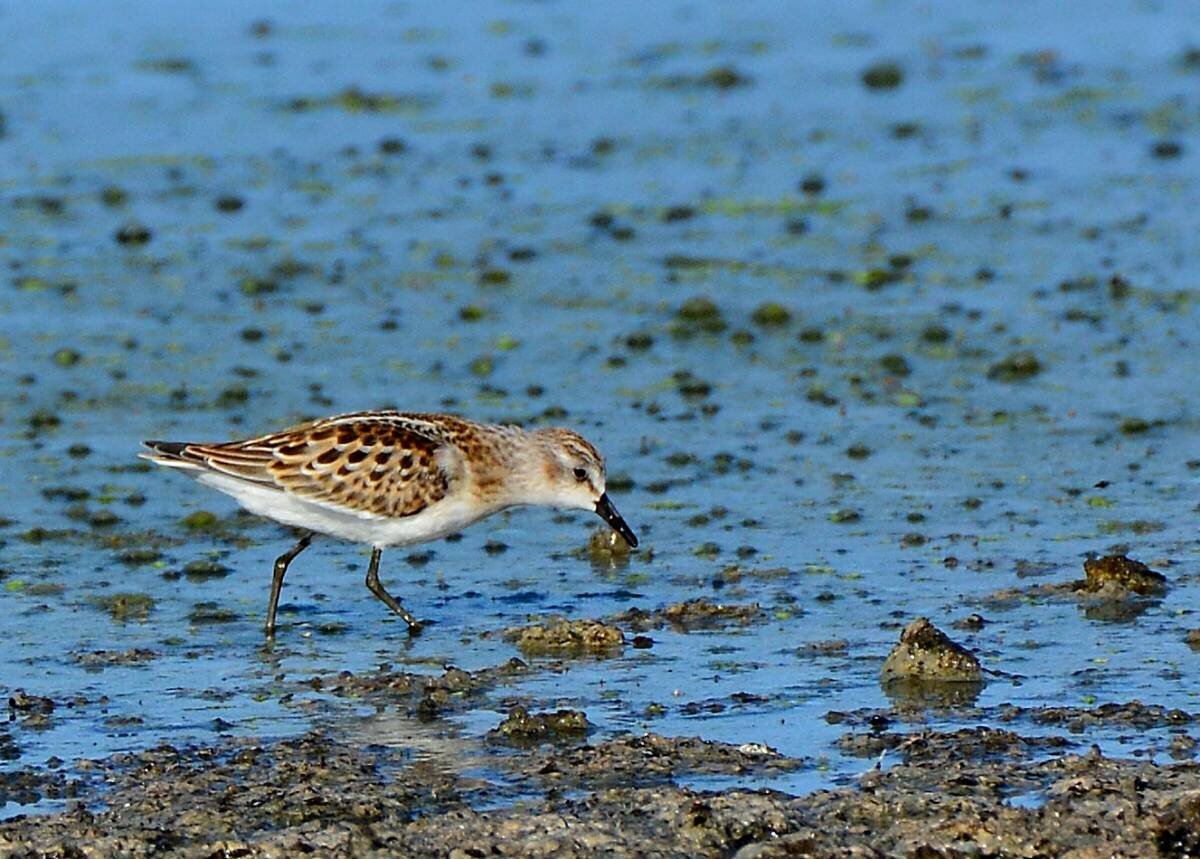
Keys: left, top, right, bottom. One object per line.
{"left": 3, "top": 0, "right": 1200, "bottom": 856}
{"left": 3, "top": 698, "right": 1199, "bottom": 858}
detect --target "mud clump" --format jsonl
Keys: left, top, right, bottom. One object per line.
{"left": 986, "top": 350, "right": 1043, "bottom": 381}
{"left": 0, "top": 729, "right": 18, "bottom": 761}
{"left": 585, "top": 526, "right": 634, "bottom": 563}
{"left": 0, "top": 768, "right": 77, "bottom": 809}
{"left": 1081, "top": 553, "right": 1167, "bottom": 596}
{"left": 505, "top": 617, "right": 624, "bottom": 657}
{"left": 671, "top": 296, "right": 727, "bottom": 336}
{"left": 6, "top": 725, "right": 1200, "bottom": 856}
{"left": 0, "top": 732, "right": 463, "bottom": 853}
{"left": 311, "top": 660, "right": 529, "bottom": 719}
{"left": 489, "top": 706, "right": 590, "bottom": 746}
{"left": 519, "top": 733, "right": 805, "bottom": 787}
{"left": 862, "top": 61, "right": 904, "bottom": 90}
{"left": 9, "top": 692, "right": 55, "bottom": 729}
{"left": 70, "top": 649, "right": 159, "bottom": 669}
{"left": 613, "top": 598, "right": 764, "bottom": 632}
{"left": 982, "top": 554, "right": 1168, "bottom": 620}
{"left": 837, "top": 726, "right": 1067, "bottom": 762}
{"left": 881, "top": 618, "right": 984, "bottom": 687}
{"left": 1017, "top": 701, "right": 1192, "bottom": 731}
{"left": 402, "top": 787, "right": 799, "bottom": 858}
{"left": 1157, "top": 793, "right": 1200, "bottom": 856}
{"left": 90, "top": 592, "right": 155, "bottom": 622}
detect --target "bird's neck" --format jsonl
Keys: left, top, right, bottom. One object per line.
{"left": 468, "top": 428, "right": 557, "bottom": 508}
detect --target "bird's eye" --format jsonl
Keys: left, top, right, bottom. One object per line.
{"left": 573, "top": 467, "right": 588, "bottom": 482}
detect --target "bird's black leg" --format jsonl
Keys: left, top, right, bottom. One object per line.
{"left": 364, "top": 547, "right": 422, "bottom": 633}
{"left": 266, "top": 531, "right": 313, "bottom": 636}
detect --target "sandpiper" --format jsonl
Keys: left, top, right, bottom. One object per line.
{"left": 142, "top": 411, "right": 637, "bottom": 636}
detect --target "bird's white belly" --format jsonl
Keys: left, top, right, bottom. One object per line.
{"left": 195, "top": 473, "right": 493, "bottom": 548}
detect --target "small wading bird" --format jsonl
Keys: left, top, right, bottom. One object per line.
{"left": 142, "top": 411, "right": 638, "bottom": 636}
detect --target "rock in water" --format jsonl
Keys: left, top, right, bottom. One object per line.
{"left": 881, "top": 617, "right": 983, "bottom": 684}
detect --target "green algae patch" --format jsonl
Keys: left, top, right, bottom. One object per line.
{"left": 91, "top": 592, "right": 155, "bottom": 622}
{"left": 53, "top": 348, "right": 82, "bottom": 367}
{"left": 751, "top": 302, "right": 792, "bottom": 327}
{"left": 285, "top": 87, "right": 435, "bottom": 114}
{"left": 583, "top": 526, "right": 634, "bottom": 564}
{"left": 188, "top": 602, "right": 239, "bottom": 624}
{"left": 672, "top": 296, "right": 726, "bottom": 335}
{"left": 505, "top": 617, "right": 624, "bottom": 657}
{"left": 648, "top": 66, "right": 752, "bottom": 91}
{"left": 182, "top": 559, "right": 231, "bottom": 581}
{"left": 180, "top": 511, "right": 219, "bottom": 532}
{"left": 987, "top": 351, "right": 1043, "bottom": 382}
{"left": 862, "top": 61, "right": 904, "bottom": 90}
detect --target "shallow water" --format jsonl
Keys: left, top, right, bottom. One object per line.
{"left": 3, "top": 0, "right": 1200, "bottom": 814}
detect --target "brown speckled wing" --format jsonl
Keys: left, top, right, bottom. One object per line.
{"left": 182, "top": 415, "right": 455, "bottom": 518}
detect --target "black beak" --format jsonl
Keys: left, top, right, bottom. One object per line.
{"left": 595, "top": 492, "right": 638, "bottom": 549}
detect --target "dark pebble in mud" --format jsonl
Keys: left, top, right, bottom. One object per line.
{"left": 661, "top": 204, "right": 695, "bottom": 222}
{"left": 1151, "top": 140, "right": 1184, "bottom": 159}
{"left": 99, "top": 186, "right": 128, "bottom": 207}
{"left": 114, "top": 222, "right": 152, "bottom": 246}
{"left": 953, "top": 613, "right": 988, "bottom": 631}
{"left": 28, "top": 410, "right": 61, "bottom": 430}
{"left": 504, "top": 617, "right": 624, "bottom": 656}
{"left": 921, "top": 323, "right": 951, "bottom": 343}
{"left": 613, "top": 598, "right": 764, "bottom": 632}
{"left": 879, "top": 353, "right": 911, "bottom": 376}
{"left": 987, "top": 350, "right": 1042, "bottom": 381}
{"left": 489, "top": 706, "right": 590, "bottom": 746}
{"left": 861, "top": 61, "right": 904, "bottom": 90}
{"left": 214, "top": 194, "right": 244, "bottom": 212}
{"left": 378, "top": 136, "right": 407, "bottom": 154}
{"left": 699, "top": 65, "right": 750, "bottom": 89}
{"left": 750, "top": 302, "right": 791, "bottom": 327}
